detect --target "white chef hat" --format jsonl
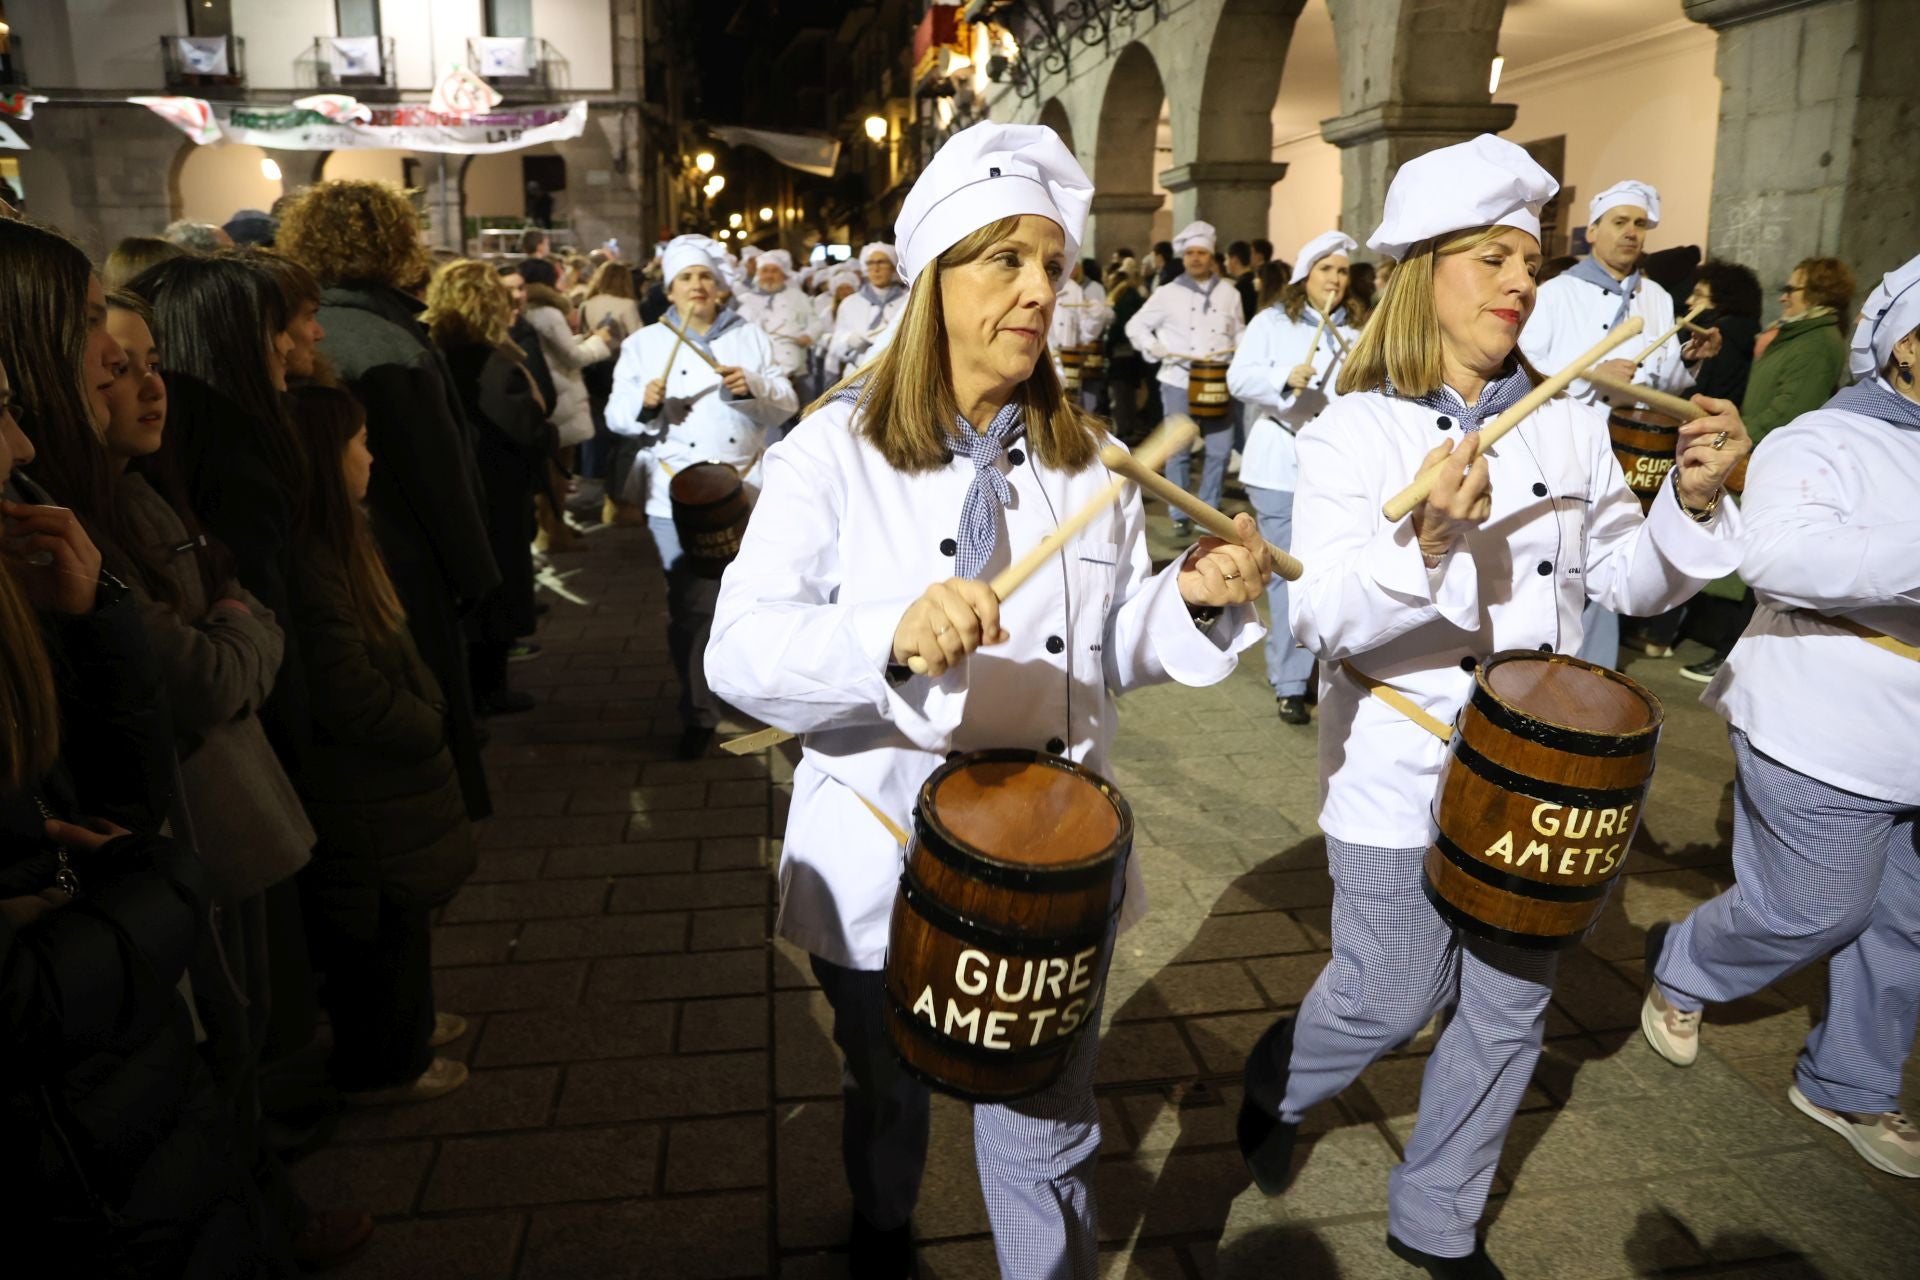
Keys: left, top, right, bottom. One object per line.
{"left": 741, "top": 244, "right": 762, "bottom": 264}
{"left": 661, "top": 234, "right": 723, "bottom": 285}
{"left": 1588, "top": 179, "right": 1661, "bottom": 229}
{"left": 829, "top": 265, "right": 862, "bottom": 292}
{"left": 757, "top": 249, "right": 794, "bottom": 277}
{"left": 1848, "top": 252, "right": 1920, "bottom": 380}
{"left": 858, "top": 242, "right": 898, "bottom": 269}
{"left": 1172, "top": 221, "right": 1217, "bottom": 255}
{"left": 891, "top": 121, "right": 1092, "bottom": 285}
{"left": 1367, "top": 134, "right": 1559, "bottom": 261}
{"left": 1288, "top": 230, "right": 1360, "bottom": 285}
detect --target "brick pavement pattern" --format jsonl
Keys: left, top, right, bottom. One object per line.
{"left": 299, "top": 509, "right": 1920, "bottom": 1280}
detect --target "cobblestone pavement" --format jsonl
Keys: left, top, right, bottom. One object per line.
{"left": 298, "top": 501, "right": 1920, "bottom": 1280}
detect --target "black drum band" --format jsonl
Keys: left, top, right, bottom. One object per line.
{"left": 1428, "top": 828, "right": 1617, "bottom": 903}
{"left": 1448, "top": 734, "right": 1653, "bottom": 812}
{"left": 1419, "top": 876, "right": 1591, "bottom": 951}
{"left": 1469, "top": 680, "right": 1661, "bottom": 758}
{"left": 896, "top": 866, "right": 1119, "bottom": 957}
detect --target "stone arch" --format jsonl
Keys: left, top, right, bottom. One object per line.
{"left": 1037, "top": 97, "right": 1076, "bottom": 156}
{"left": 1089, "top": 41, "right": 1167, "bottom": 262}
{"left": 1322, "top": 0, "right": 1513, "bottom": 246}
{"left": 171, "top": 142, "right": 285, "bottom": 225}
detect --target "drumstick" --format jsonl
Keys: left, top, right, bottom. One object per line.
{"left": 1632, "top": 302, "right": 1706, "bottom": 366}
{"left": 1381, "top": 317, "right": 1645, "bottom": 521}
{"left": 660, "top": 315, "right": 723, "bottom": 372}
{"left": 1682, "top": 319, "right": 1712, "bottom": 336}
{"left": 1311, "top": 287, "right": 1352, "bottom": 356}
{"left": 1098, "top": 437, "right": 1306, "bottom": 583}
{"left": 1581, "top": 370, "right": 1706, "bottom": 421}
{"left": 658, "top": 305, "right": 687, "bottom": 382}
{"left": 902, "top": 417, "right": 1199, "bottom": 675}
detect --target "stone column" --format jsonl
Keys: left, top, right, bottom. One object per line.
{"left": 1158, "top": 160, "right": 1289, "bottom": 244}
{"left": 17, "top": 105, "right": 180, "bottom": 259}
{"left": 1320, "top": 102, "right": 1516, "bottom": 255}
{"left": 1686, "top": 0, "right": 1920, "bottom": 301}
{"left": 1088, "top": 191, "right": 1166, "bottom": 263}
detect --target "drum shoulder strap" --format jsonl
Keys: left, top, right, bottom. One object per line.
{"left": 1340, "top": 660, "right": 1454, "bottom": 741}
{"left": 1802, "top": 611, "right": 1920, "bottom": 664}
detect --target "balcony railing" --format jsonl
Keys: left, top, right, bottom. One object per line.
{"left": 163, "top": 34, "right": 246, "bottom": 89}
{"left": 467, "top": 37, "right": 559, "bottom": 95}
{"left": 313, "top": 35, "right": 397, "bottom": 95}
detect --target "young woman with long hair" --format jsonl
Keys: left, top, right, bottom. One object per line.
{"left": 1233, "top": 137, "right": 1750, "bottom": 1276}
{"left": 706, "top": 123, "right": 1268, "bottom": 1280}
{"left": 1227, "top": 231, "right": 1366, "bottom": 726}
{"left": 285, "top": 382, "right": 475, "bottom": 1107}
{"left": 423, "top": 259, "right": 548, "bottom": 716}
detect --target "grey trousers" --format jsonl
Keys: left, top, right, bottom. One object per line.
{"left": 810, "top": 956, "right": 1104, "bottom": 1280}
{"left": 1159, "top": 386, "right": 1236, "bottom": 515}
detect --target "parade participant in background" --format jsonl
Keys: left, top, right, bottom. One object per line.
{"left": 826, "top": 243, "right": 908, "bottom": 381}
{"left": 1236, "top": 135, "right": 1748, "bottom": 1279}
{"left": 605, "top": 235, "right": 795, "bottom": 758}
{"left": 1519, "top": 180, "right": 1718, "bottom": 670}
{"left": 1227, "top": 230, "right": 1362, "bottom": 726}
{"left": 736, "top": 248, "right": 822, "bottom": 419}
{"left": 1640, "top": 254, "right": 1920, "bottom": 1184}
{"left": 1047, "top": 258, "right": 1113, "bottom": 413}
{"left": 706, "top": 121, "right": 1267, "bottom": 1280}
{"left": 1125, "top": 219, "right": 1246, "bottom": 533}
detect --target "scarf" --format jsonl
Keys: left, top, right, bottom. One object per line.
{"left": 1566, "top": 255, "right": 1640, "bottom": 330}
{"left": 1826, "top": 375, "right": 1920, "bottom": 430}
{"left": 1391, "top": 361, "right": 1537, "bottom": 433}
{"left": 663, "top": 304, "right": 747, "bottom": 363}
{"left": 945, "top": 401, "right": 1027, "bottom": 579}
{"left": 857, "top": 281, "right": 905, "bottom": 312}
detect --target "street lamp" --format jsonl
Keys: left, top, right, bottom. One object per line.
{"left": 694, "top": 151, "right": 715, "bottom": 174}
{"left": 729, "top": 212, "right": 743, "bottom": 228}
{"left": 864, "top": 115, "right": 888, "bottom": 143}
{"left": 704, "top": 175, "right": 726, "bottom": 198}
{"left": 759, "top": 206, "right": 774, "bottom": 222}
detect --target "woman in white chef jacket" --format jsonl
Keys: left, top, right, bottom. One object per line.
{"left": 1640, "top": 254, "right": 1920, "bottom": 1181}
{"left": 1227, "top": 230, "right": 1362, "bottom": 726}
{"left": 605, "top": 236, "right": 796, "bottom": 757}
{"left": 824, "top": 242, "right": 909, "bottom": 381}
{"left": 706, "top": 122, "right": 1268, "bottom": 1280}
{"left": 1233, "top": 136, "right": 1750, "bottom": 1279}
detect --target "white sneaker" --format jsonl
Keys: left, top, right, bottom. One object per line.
{"left": 1640, "top": 986, "right": 1700, "bottom": 1067}
{"left": 1789, "top": 1084, "right": 1920, "bottom": 1178}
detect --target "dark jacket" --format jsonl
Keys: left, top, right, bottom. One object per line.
{"left": 509, "top": 314, "right": 559, "bottom": 413}
{"left": 291, "top": 543, "right": 474, "bottom": 918}
{"left": 440, "top": 337, "right": 547, "bottom": 643}
{"left": 1742, "top": 310, "right": 1848, "bottom": 435}
{"left": 161, "top": 376, "right": 311, "bottom": 770}
{"left": 315, "top": 282, "right": 499, "bottom": 821}
{"left": 1686, "top": 312, "right": 1760, "bottom": 405}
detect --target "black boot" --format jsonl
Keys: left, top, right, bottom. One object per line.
{"left": 848, "top": 1211, "right": 916, "bottom": 1280}
{"left": 1238, "top": 1016, "right": 1300, "bottom": 1194}
{"left": 1277, "top": 695, "right": 1310, "bottom": 725}
{"left": 1386, "top": 1234, "right": 1505, "bottom": 1279}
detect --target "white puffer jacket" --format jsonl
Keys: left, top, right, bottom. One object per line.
{"left": 525, "top": 303, "right": 612, "bottom": 447}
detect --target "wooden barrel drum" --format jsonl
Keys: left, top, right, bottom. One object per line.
{"left": 1187, "top": 360, "right": 1232, "bottom": 418}
{"left": 1424, "top": 651, "right": 1663, "bottom": 949}
{"left": 1606, "top": 406, "right": 1682, "bottom": 509}
{"left": 1059, "top": 346, "right": 1086, "bottom": 397}
{"left": 884, "top": 750, "right": 1133, "bottom": 1102}
{"left": 667, "top": 462, "right": 751, "bottom": 578}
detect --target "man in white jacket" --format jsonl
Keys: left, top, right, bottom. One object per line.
{"left": 1124, "top": 220, "right": 1245, "bottom": 533}
{"left": 735, "top": 248, "right": 821, "bottom": 419}
{"left": 826, "top": 243, "right": 908, "bottom": 381}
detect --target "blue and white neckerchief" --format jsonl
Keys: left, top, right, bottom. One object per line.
{"left": 1172, "top": 273, "right": 1220, "bottom": 309}
{"left": 1566, "top": 255, "right": 1640, "bottom": 330}
{"left": 1390, "top": 361, "right": 1536, "bottom": 433}
{"left": 1827, "top": 375, "right": 1920, "bottom": 431}
{"left": 944, "top": 401, "right": 1027, "bottom": 579}
{"left": 857, "top": 281, "right": 905, "bottom": 312}
{"left": 664, "top": 304, "right": 747, "bottom": 365}
{"left": 1291, "top": 303, "right": 1348, "bottom": 361}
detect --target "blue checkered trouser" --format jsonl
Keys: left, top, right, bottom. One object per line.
{"left": 811, "top": 957, "right": 1104, "bottom": 1279}
{"left": 1281, "top": 838, "right": 1558, "bottom": 1257}
{"left": 1654, "top": 728, "right": 1920, "bottom": 1114}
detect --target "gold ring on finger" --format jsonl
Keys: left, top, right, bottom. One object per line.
{"left": 1711, "top": 431, "right": 1728, "bottom": 450}
{"left": 934, "top": 625, "right": 950, "bottom": 636}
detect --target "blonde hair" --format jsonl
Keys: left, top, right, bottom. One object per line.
{"left": 1337, "top": 226, "right": 1541, "bottom": 397}
{"left": 423, "top": 259, "right": 514, "bottom": 349}
{"left": 809, "top": 217, "right": 1101, "bottom": 474}
{"left": 586, "top": 260, "right": 635, "bottom": 301}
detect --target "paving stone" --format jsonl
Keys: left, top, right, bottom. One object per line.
{"left": 566, "top": 783, "right": 711, "bottom": 814}
{"left": 776, "top": 1098, "right": 850, "bottom": 1249}
{"left": 474, "top": 1003, "right": 676, "bottom": 1067}
{"left": 440, "top": 878, "right": 609, "bottom": 924}
{"left": 606, "top": 869, "right": 768, "bottom": 912}
{"left": 289, "top": 1140, "right": 434, "bottom": 1217}
{"left": 773, "top": 989, "right": 843, "bottom": 1098}
{"left": 707, "top": 778, "right": 770, "bottom": 807}
{"left": 665, "top": 1114, "right": 769, "bottom": 1192}
{"left": 699, "top": 835, "right": 776, "bottom": 870}
{"left": 467, "top": 849, "right": 547, "bottom": 882}
{"left": 432, "top": 922, "right": 522, "bottom": 967}
{"left": 557, "top": 1050, "right": 767, "bottom": 1124}
{"left": 916, "top": 1093, "right": 991, "bottom": 1239}
{"left": 423, "top": 1124, "right": 662, "bottom": 1210}
{"left": 690, "top": 906, "right": 768, "bottom": 951}
{"left": 331, "top": 1066, "right": 559, "bottom": 1141}
{"left": 520, "top": 1193, "right": 769, "bottom": 1279}
{"left": 625, "top": 806, "right": 769, "bottom": 841}
{"left": 329, "top": 1212, "right": 523, "bottom": 1280}
{"left": 1109, "top": 960, "right": 1267, "bottom": 1020}
{"left": 679, "top": 995, "right": 770, "bottom": 1053}
{"left": 589, "top": 951, "right": 767, "bottom": 1002}
{"left": 1097, "top": 1144, "right": 1256, "bottom": 1242}
{"left": 513, "top": 912, "right": 688, "bottom": 960}
{"left": 434, "top": 960, "right": 586, "bottom": 1012}
{"left": 1172, "top": 910, "right": 1315, "bottom": 962}
{"left": 541, "top": 840, "right": 699, "bottom": 877}
{"left": 1094, "top": 1020, "right": 1199, "bottom": 1086}
{"left": 477, "top": 813, "right": 631, "bottom": 850}
{"left": 1244, "top": 953, "right": 1328, "bottom": 1007}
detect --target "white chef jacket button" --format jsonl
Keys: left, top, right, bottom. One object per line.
{"left": 1007, "top": 447, "right": 1025, "bottom": 466}
{"left": 1459, "top": 656, "right": 1476, "bottom": 672}
{"left": 1536, "top": 561, "right": 1553, "bottom": 576}
{"left": 1538, "top": 643, "right": 1553, "bottom": 652}
{"left": 1045, "top": 635, "right": 1065, "bottom": 654}
{"left": 939, "top": 538, "right": 957, "bottom": 556}
{"left": 1436, "top": 415, "right": 1452, "bottom": 430}
{"left": 1045, "top": 737, "right": 1066, "bottom": 755}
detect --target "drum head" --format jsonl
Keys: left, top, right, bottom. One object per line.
{"left": 926, "top": 752, "right": 1124, "bottom": 870}
{"left": 1483, "top": 652, "right": 1661, "bottom": 737}
{"left": 670, "top": 462, "right": 741, "bottom": 507}
{"left": 1607, "top": 407, "right": 1682, "bottom": 432}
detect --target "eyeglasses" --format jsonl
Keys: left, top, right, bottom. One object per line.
{"left": 1779, "top": 284, "right": 1805, "bottom": 295}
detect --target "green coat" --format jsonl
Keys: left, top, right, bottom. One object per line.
{"left": 1704, "top": 311, "right": 1848, "bottom": 601}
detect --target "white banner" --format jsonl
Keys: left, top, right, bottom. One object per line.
{"left": 326, "top": 37, "right": 383, "bottom": 79}
{"left": 172, "top": 36, "right": 231, "bottom": 76}
{"left": 709, "top": 125, "right": 842, "bottom": 179}
{"left": 212, "top": 100, "right": 589, "bottom": 154}
{"left": 474, "top": 37, "right": 533, "bottom": 78}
